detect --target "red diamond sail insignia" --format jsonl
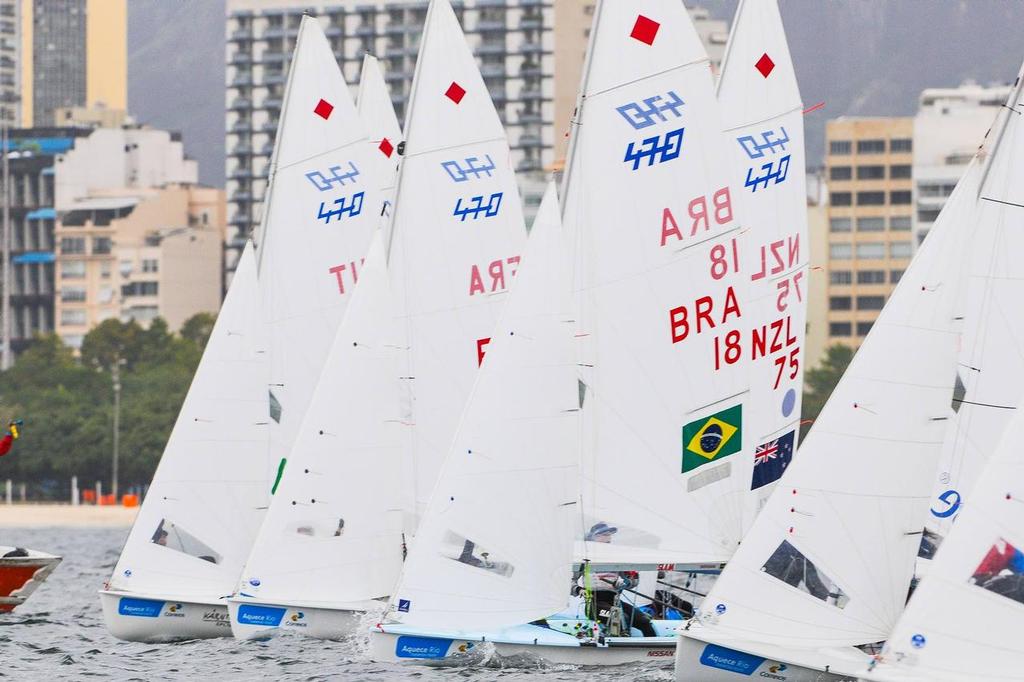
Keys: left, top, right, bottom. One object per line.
{"left": 630, "top": 15, "right": 660, "bottom": 45}
{"left": 313, "top": 98, "right": 334, "bottom": 120}
{"left": 755, "top": 53, "right": 775, "bottom": 78}
{"left": 445, "top": 82, "right": 466, "bottom": 104}
{"left": 379, "top": 138, "right": 394, "bottom": 158}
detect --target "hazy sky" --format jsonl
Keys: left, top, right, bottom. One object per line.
{"left": 126, "top": 1, "right": 1024, "bottom": 188}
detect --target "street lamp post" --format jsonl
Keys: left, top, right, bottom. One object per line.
{"left": 1, "top": 118, "right": 10, "bottom": 371}
{"left": 111, "top": 358, "right": 123, "bottom": 502}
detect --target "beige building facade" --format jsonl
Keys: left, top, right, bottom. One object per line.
{"left": 822, "top": 117, "right": 915, "bottom": 351}
{"left": 54, "top": 186, "right": 224, "bottom": 348}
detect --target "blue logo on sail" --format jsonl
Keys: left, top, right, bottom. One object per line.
{"left": 237, "top": 604, "right": 286, "bottom": 627}
{"left": 699, "top": 643, "right": 765, "bottom": 674}
{"left": 118, "top": 597, "right": 164, "bottom": 618}
{"left": 395, "top": 635, "right": 452, "bottom": 659}
{"left": 930, "top": 489, "right": 961, "bottom": 518}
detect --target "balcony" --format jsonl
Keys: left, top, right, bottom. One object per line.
{"left": 229, "top": 98, "right": 252, "bottom": 111}
{"left": 229, "top": 52, "right": 251, "bottom": 66}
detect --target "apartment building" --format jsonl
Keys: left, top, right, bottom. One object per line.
{"left": 823, "top": 117, "right": 915, "bottom": 349}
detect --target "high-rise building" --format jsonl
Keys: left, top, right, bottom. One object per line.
{"left": 913, "top": 81, "right": 1008, "bottom": 246}
{"left": 822, "top": 117, "right": 915, "bottom": 349}
{"left": 54, "top": 185, "right": 224, "bottom": 349}
{"left": 0, "top": 0, "right": 20, "bottom": 124}
{"left": 20, "top": 0, "right": 127, "bottom": 127}
{"left": 224, "top": 0, "right": 728, "bottom": 270}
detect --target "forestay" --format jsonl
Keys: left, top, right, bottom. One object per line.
{"left": 688, "top": 158, "right": 979, "bottom": 648}
{"left": 561, "top": 0, "right": 751, "bottom": 566}
{"left": 108, "top": 242, "right": 269, "bottom": 600}
{"left": 716, "top": 0, "right": 808, "bottom": 529}
{"left": 386, "top": 0, "right": 527, "bottom": 526}
{"left": 388, "top": 182, "right": 577, "bottom": 631}
{"left": 866, "top": 397, "right": 1024, "bottom": 681}
{"left": 235, "top": 232, "right": 406, "bottom": 610}
{"left": 255, "top": 16, "right": 380, "bottom": 524}
{"left": 924, "top": 65, "right": 1024, "bottom": 547}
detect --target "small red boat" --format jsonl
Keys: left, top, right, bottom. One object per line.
{"left": 0, "top": 546, "right": 61, "bottom": 612}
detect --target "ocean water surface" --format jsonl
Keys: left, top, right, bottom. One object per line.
{"left": 0, "top": 527, "right": 675, "bottom": 681}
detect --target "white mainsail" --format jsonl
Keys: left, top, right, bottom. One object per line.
{"left": 561, "top": 0, "right": 751, "bottom": 566}
{"left": 865, "top": 399, "right": 1024, "bottom": 682}
{"left": 386, "top": 0, "right": 527, "bottom": 526}
{"left": 357, "top": 53, "right": 402, "bottom": 234}
{"left": 105, "top": 241, "right": 268, "bottom": 605}
{"left": 233, "top": 231, "right": 405, "bottom": 613}
{"left": 254, "top": 15, "right": 380, "bottom": 526}
{"left": 716, "top": 0, "right": 808, "bottom": 527}
{"left": 387, "top": 182, "right": 577, "bottom": 631}
{"left": 924, "top": 65, "right": 1024, "bottom": 545}
{"left": 679, "top": 154, "right": 979, "bottom": 661}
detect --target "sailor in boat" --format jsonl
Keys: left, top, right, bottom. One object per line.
{"left": 579, "top": 523, "right": 657, "bottom": 638}
{"left": 970, "top": 538, "right": 1024, "bottom": 604}
{"left": 0, "top": 420, "right": 23, "bottom": 457}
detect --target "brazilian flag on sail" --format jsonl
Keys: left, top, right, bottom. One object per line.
{"left": 681, "top": 405, "right": 742, "bottom": 473}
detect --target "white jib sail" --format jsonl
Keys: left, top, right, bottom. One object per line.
{"left": 255, "top": 16, "right": 380, "bottom": 521}
{"left": 108, "top": 241, "right": 269, "bottom": 601}
{"left": 561, "top": 0, "right": 751, "bottom": 566}
{"left": 388, "top": 181, "right": 578, "bottom": 632}
{"left": 924, "top": 64, "right": 1024, "bottom": 546}
{"left": 234, "top": 230, "right": 406, "bottom": 610}
{"left": 866, "top": 397, "right": 1024, "bottom": 681}
{"left": 716, "top": 0, "right": 809, "bottom": 530}
{"left": 687, "top": 159, "right": 980, "bottom": 649}
{"left": 386, "top": 0, "right": 527, "bottom": 527}
{"left": 357, "top": 53, "right": 402, "bottom": 234}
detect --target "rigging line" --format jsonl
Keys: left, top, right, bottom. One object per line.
{"left": 980, "top": 196, "right": 1024, "bottom": 210}
{"left": 951, "top": 398, "right": 1017, "bottom": 410}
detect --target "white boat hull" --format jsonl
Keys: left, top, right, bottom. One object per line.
{"left": 227, "top": 599, "right": 366, "bottom": 641}
{"left": 0, "top": 547, "right": 60, "bottom": 613}
{"left": 98, "top": 590, "right": 231, "bottom": 642}
{"left": 370, "top": 623, "right": 679, "bottom": 666}
{"left": 675, "top": 631, "right": 864, "bottom": 681}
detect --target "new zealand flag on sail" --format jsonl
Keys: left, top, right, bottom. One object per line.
{"left": 750, "top": 430, "right": 795, "bottom": 490}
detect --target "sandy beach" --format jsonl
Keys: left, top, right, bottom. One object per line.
{"left": 0, "top": 504, "right": 138, "bottom": 528}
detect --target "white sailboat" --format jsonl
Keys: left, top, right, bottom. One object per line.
{"left": 101, "top": 15, "right": 380, "bottom": 642}
{"left": 100, "top": 242, "right": 269, "bottom": 641}
{"left": 227, "top": 0, "right": 525, "bottom": 639}
{"left": 371, "top": 0, "right": 773, "bottom": 664}
{"left": 356, "top": 53, "right": 402, "bottom": 231}
{"left": 715, "top": 0, "right": 808, "bottom": 528}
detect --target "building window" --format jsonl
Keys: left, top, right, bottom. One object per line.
{"left": 857, "top": 295, "right": 886, "bottom": 310}
{"left": 890, "top": 216, "right": 912, "bottom": 231}
{"left": 93, "top": 237, "right": 112, "bottom": 254}
{"left": 142, "top": 259, "right": 159, "bottom": 273}
{"left": 829, "top": 140, "right": 852, "bottom": 155}
{"left": 830, "top": 243, "right": 852, "bottom": 260}
{"left": 61, "top": 261, "right": 86, "bottom": 279}
{"left": 856, "top": 321, "right": 875, "bottom": 336}
{"left": 890, "top": 164, "right": 912, "bottom": 179}
{"left": 857, "top": 191, "right": 886, "bottom": 206}
{"left": 855, "top": 242, "right": 886, "bottom": 259}
{"left": 890, "top": 138, "right": 913, "bottom": 152}
{"left": 830, "top": 270, "right": 852, "bottom": 285}
{"left": 60, "top": 309, "right": 87, "bottom": 326}
{"left": 830, "top": 192, "right": 852, "bottom": 206}
{"left": 60, "top": 237, "right": 86, "bottom": 254}
{"left": 829, "top": 322, "right": 852, "bottom": 337}
{"left": 857, "top": 139, "right": 886, "bottom": 154}
{"left": 919, "top": 182, "right": 957, "bottom": 198}
{"left": 890, "top": 241, "right": 913, "bottom": 258}
{"left": 856, "top": 165, "right": 885, "bottom": 180}
{"left": 829, "top": 218, "right": 852, "bottom": 232}
{"left": 890, "top": 269, "right": 904, "bottom": 283}
{"left": 829, "top": 166, "right": 852, "bottom": 181}
{"left": 122, "top": 281, "right": 159, "bottom": 297}
{"left": 857, "top": 217, "right": 885, "bottom": 232}
{"left": 829, "top": 296, "right": 852, "bottom": 311}
{"left": 100, "top": 261, "right": 111, "bottom": 278}
{"left": 857, "top": 270, "right": 886, "bottom": 284}
{"left": 918, "top": 208, "right": 941, "bottom": 223}
{"left": 60, "top": 287, "right": 86, "bottom": 302}
{"left": 890, "top": 191, "right": 912, "bottom": 205}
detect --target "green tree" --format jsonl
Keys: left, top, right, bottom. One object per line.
{"left": 180, "top": 312, "right": 217, "bottom": 352}
{"left": 800, "top": 344, "right": 855, "bottom": 439}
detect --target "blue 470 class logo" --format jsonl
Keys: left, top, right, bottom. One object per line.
{"left": 624, "top": 128, "right": 684, "bottom": 171}
{"left": 317, "top": 192, "right": 365, "bottom": 224}
{"left": 453, "top": 193, "right": 503, "bottom": 221}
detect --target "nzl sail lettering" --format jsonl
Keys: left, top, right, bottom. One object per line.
{"left": 328, "top": 257, "right": 365, "bottom": 295}
{"left": 468, "top": 256, "right": 521, "bottom": 296}
{"left": 660, "top": 187, "right": 734, "bottom": 247}
{"left": 749, "top": 233, "right": 803, "bottom": 313}
{"left": 750, "top": 315, "right": 800, "bottom": 389}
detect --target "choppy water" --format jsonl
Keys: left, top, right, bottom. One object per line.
{"left": 0, "top": 527, "right": 675, "bottom": 681}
